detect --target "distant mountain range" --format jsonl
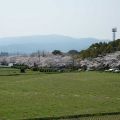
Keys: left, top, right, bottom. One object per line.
{"left": 0, "top": 35, "right": 110, "bottom": 53}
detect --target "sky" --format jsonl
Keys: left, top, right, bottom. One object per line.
{"left": 0, "top": 0, "right": 120, "bottom": 40}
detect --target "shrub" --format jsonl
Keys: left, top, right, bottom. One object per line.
{"left": 20, "top": 68, "right": 26, "bottom": 73}
{"left": 32, "top": 67, "right": 39, "bottom": 71}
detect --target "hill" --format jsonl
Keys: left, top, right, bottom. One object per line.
{"left": 0, "top": 35, "right": 108, "bottom": 53}
{"left": 80, "top": 39, "right": 120, "bottom": 59}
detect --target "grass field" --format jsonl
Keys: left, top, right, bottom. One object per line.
{"left": 0, "top": 68, "right": 120, "bottom": 120}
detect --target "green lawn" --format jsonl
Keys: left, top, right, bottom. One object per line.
{"left": 0, "top": 68, "right": 120, "bottom": 120}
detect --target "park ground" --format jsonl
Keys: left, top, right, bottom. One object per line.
{"left": 0, "top": 68, "right": 120, "bottom": 120}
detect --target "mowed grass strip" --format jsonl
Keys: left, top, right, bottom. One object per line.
{"left": 0, "top": 69, "right": 120, "bottom": 120}
{"left": 62, "top": 115, "right": 120, "bottom": 120}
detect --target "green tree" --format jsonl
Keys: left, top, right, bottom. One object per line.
{"left": 52, "top": 50, "right": 62, "bottom": 55}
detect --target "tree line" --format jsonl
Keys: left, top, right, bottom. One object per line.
{"left": 51, "top": 39, "right": 120, "bottom": 59}
{"left": 79, "top": 39, "right": 120, "bottom": 59}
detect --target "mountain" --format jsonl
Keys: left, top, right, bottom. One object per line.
{"left": 0, "top": 35, "right": 109, "bottom": 53}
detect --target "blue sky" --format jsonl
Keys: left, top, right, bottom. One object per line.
{"left": 0, "top": 0, "right": 120, "bottom": 40}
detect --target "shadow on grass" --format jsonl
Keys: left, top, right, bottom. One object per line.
{"left": 0, "top": 73, "right": 37, "bottom": 76}
{"left": 0, "top": 74, "right": 21, "bottom": 76}
{"left": 23, "top": 112, "right": 120, "bottom": 120}
{"left": 0, "top": 72, "right": 45, "bottom": 76}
